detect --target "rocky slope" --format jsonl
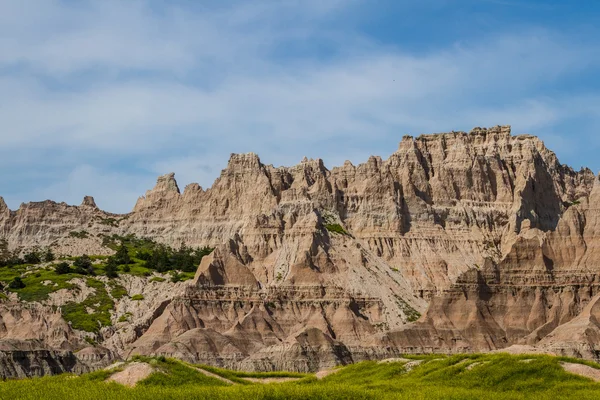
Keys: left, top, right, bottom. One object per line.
{"left": 1, "top": 125, "right": 600, "bottom": 375}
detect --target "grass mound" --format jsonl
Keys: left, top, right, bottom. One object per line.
{"left": 2, "top": 354, "right": 600, "bottom": 399}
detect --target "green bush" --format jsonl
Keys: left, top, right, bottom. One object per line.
{"left": 73, "top": 255, "right": 94, "bottom": 275}
{"left": 55, "top": 262, "right": 71, "bottom": 275}
{"left": 131, "top": 294, "right": 144, "bottom": 301}
{"left": 44, "top": 248, "right": 55, "bottom": 262}
{"left": 23, "top": 252, "right": 41, "bottom": 264}
{"left": 114, "top": 244, "right": 131, "bottom": 265}
{"left": 8, "top": 276, "right": 25, "bottom": 289}
{"left": 104, "top": 257, "right": 119, "bottom": 278}
{"left": 118, "top": 313, "right": 132, "bottom": 323}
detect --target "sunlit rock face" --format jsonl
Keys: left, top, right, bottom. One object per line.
{"left": 3, "top": 125, "right": 600, "bottom": 371}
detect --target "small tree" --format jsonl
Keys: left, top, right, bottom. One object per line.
{"left": 73, "top": 254, "right": 93, "bottom": 275}
{"left": 115, "top": 244, "right": 131, "bottom": 265}
{"left": 43, "top": 248, "right": 55, "bottom": 263}
{"left": 23, "top": 252, "right": 41, "bottom": 264}
{"left": 0, "top": 239, "right": 9, "bottom": 266}
{"left": 8, "top": 277, "right": 25, "bottom": 289}
{"left": 104, "top": 257, "right": 118, "bottom": 279}
{"left": 55, "top": 262, "right": 71, "bottom": 275}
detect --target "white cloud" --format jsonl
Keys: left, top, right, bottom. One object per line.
{"left": 34, "top": 164, "right": 154, "bottom": 213}
{"left": 0, "top": 0, "right": 599, "bottom": 212}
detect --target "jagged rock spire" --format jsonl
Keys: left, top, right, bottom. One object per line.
{"left": 0, "top": 196, "right": 8, "bottom": 216}
{"left": 154, "top": 172, "right": 180, "bottom": 194}
{"left": 80, "top": 196, "right": 98, "bottom": 208}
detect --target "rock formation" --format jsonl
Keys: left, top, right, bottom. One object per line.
{"left": 2, "top": 125, "right": 600, "bottom": 374}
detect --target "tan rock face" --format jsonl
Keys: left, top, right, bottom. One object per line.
{"left": 1, "top": 125, "right": 600, "bottom": 372}
{"left": 0, "top": 302, "right": 84, "bottom": 350}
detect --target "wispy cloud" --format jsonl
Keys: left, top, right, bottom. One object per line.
{"left": 0, "top": 0, "right": 599, "bottom": 212}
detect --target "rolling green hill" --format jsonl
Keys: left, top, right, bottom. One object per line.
{"left": 2, "top": 354, "right": 600, "bottom": 400}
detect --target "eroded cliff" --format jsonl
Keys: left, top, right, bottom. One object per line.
{"left": 1, "top": 125, "right": 599, "bottom": 374}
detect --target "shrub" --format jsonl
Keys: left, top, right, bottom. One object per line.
{"left": 97, "top": 217, "right": 118, "bottom": 227}
{"left": 23, "top": 252, "right": 41, "bottom": 264}
{"left": 104, "top": 257, "right": 118, "bottom": 278}
{"left": 69, "top": 230, "right": 89, "bottom": 239}
{"left": 135, "top": 250, "right": 151, "bottom": 261}
{"left": 73, "top": 255, "right": 94, "bottom": 275}
{"left": 118, "top": 313, "right": 131, "bottom": 323}
{"left": 54, "top": 262, "right": 72, "bottom": 275}
{"left": 131, "top": 294, "right": 144, "bottom": 301}
{"left": 114, "top": 244, "right": 131, "bottom": 265}
{"left": 8, "top": 277, "right": 25, "bottom": 289}
{"left": 43, "top": 248, "right": 55, "bottom": 262}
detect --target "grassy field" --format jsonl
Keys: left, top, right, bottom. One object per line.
{"left": 1, "top": 353, "right": 600, "bottom": 399}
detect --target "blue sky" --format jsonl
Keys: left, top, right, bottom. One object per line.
{"left": 1, "top": 0, "right": 599, "bottom": 213}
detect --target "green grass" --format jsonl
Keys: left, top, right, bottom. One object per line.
{"left": 170, "top": 271, "right": 195, "bottom": 282}
{"left": 118, "top": 312, "right": 132, "bottom": 323}
{"left": 394, "top": 295, "right": 421, "bottom": 322}
{"left": 3, "top": 354, "right": 600, "bottom": 400}
{"left": 0, "top": 265, "right": 26, "bottom": 282}
{"left": 197, "top": 364, "right": 309, "bottom": 385}
{"left": 135, "top": 357, "right": 229, "bottom": 387}
{"left": 149, "top": 276, "right": 166, "bottom": 283}
{"left": 0, "top": 261, "right": 133, "bottom": 303}
{"left": 125, "top": 263, "right": 153, "bottom": 276}
{"left": 108, "top": 282, "right": 128, "bottom": 299}
{"left": 61, "top": 278, "right": 114, "bottom": 333}
{"left": 131, "top": 294, "right": 144, "bottom": 301}
{"left": 325, "top": 223, "right": 349, "bottom": 235}
{"left": 1, "top": 267, "right": 77, "bottom": 302}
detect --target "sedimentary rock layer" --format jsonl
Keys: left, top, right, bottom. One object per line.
{"left": 2, "top": 125, "right": 600, "bottom": 371}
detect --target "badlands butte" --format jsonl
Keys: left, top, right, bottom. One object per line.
{"left": 1, "top": 125, "right": 600, "bottom": 378}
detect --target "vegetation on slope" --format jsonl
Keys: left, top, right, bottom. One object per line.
{"left": 2, "top": 354, "right": 600, "bottom": 399}
{"left": 101, "top": 233, "right": 213, "bottom": 275}
{"left": 321, "top": 211, "right": 349, "bottom": 236}
{"left": 0, "top": 233, "right": 213, "bottom": 303}
{"left": 61, "top": 278, "right": 114, "bottom": 333}
{"left": 0, "top": 234, "right": 216, "bottom": 334}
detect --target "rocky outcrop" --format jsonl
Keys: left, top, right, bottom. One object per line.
{"left": 2, "top": 125, "right": 600, "bottom": 372}
{"left": 0, "top": 302, "right": 85, "bottom": 350}
{"left": 380, "top": 175, "right": 600, "bottom": 360}
{"left": 0, "top": 339, "right": 89, "bottom": 379}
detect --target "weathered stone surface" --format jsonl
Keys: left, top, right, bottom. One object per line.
{"left": 2, "top": 125, "right": 600, "bottom": 372}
